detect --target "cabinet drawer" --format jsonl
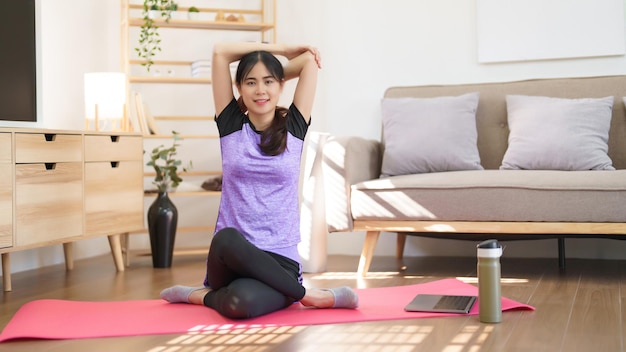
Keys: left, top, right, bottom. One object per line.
{"left": 15, "top": 133, "right": 82, "bottom": 163}
{"left": 0, "top": 163, "right": 12, "bottom": 249}
{"left": 0, "top": 133, "right": 11, "bottom": 163}
{"left": 85, "top": 161, "right": 144, "bottom": 236}
{"left": 84, "top": 135, "right": 142, "bottom": 162}
{"left": 15, "top": 162, "right": 83, "bottom": 246}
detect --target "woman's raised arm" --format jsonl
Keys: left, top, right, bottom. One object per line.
{"left": 283, "top": 47, "right": 321, "bottom": 123}
{"left": 212, "top": 42, "right": 321, "bottom": 118}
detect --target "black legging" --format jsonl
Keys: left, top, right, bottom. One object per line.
{"left": 202, "top": 227, "right": 307, "bottom": 319}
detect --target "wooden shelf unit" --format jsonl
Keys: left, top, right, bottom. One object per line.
{"left": 120, "top": 0, "right": 276, "bottom": 260}
{"left": 129, "top": 76, "right": 212, "bottom": 84}
{"left": 144, "top": 190, "right": 221, "bottom": 197}
{"left": 142, "top": 133, "right": 219, "bottom": 139}
{"left": 128, "top": 17, "right": 275, "bottom": 32}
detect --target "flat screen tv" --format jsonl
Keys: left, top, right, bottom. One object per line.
{"left": 0, "top": 0, "right": 37, "bottom": 122}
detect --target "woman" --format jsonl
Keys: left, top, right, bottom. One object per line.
{"left": 160, "top": 42, "right": 358, "bottom": 319}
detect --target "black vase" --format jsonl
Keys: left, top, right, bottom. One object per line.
{"left": 147, "top": 191, "right": 178, "bottom": 268}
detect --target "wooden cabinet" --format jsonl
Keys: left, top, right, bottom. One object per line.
{"left": 0, "top": 128, "right": 144, "bottom": 291}
{"left": 84, "top": 134, "right": 144, "bottom": 237}
{"left": 15, "top": 162, "right": 83, "bottom": 247}
{"left": 0, "top": 133, "right": 11, "bottom": 249}
{"left": 15, "top": 133, "right": 82, "bottom": 162}
{"left": 14, "top": 132, "right": 84, "bottom": 247}
{"left": 84, "top": 134, "right": 142, "bottom": 161}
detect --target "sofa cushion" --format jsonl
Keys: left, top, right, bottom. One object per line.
{"left": 350, "top": 169, "right": 626, "bottom": 222}
{"left": 380, "top": 92, "right": 483, "bottom": 176}
{"left": 501, "top": 95, "right": 615, "bottom": 171}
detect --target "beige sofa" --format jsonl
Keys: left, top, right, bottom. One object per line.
{"left": 322, "top": 75, "right": 626, "bottom": 276}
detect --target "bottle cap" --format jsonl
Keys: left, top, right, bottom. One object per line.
{"left": 477, "top": 239, "right": 500, "bottom": 249}
{"left": 477, "top": 239, "right": 502, "bottom": 258}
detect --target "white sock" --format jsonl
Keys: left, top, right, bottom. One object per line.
{"left": 326, "top": 286, "right": 359, "bottom": 309}
{"left": 160, "top": 285, "right": 204, "bottom": 303}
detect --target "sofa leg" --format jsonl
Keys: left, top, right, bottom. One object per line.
{"left": 396, "top": 233, "right": 407, "bottom": 271}
{"left": 396, "top": 233, "right": 406, "bottom": 259}
{"left": 558, "top": 238, "right": 566, "bottom": 270}
{"left": 358, "top": 231, "right": 381, "bottom": 277}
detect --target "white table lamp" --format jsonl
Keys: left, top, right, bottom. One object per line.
{"left": 84, "top": 72, "right": 127, "bottom": 131}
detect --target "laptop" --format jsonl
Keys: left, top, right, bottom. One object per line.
{"left": 404, "top": 294, "right": 477, "bottom": 314}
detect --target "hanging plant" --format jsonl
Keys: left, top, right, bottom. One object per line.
{"left": 136, "top": 0, "right": 178, "bottom": 71}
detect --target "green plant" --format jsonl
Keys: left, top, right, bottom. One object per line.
{"left": 136, "top": 0, "right": 178, "bottom": 71}
{"left": 165, "top": 2, "right": 178, "bottom": 11}
{"left": 188, "top": 6, "right": 199, "bottom": 13}
{"left": 146, "top": 131, "right": 192, "bottom": 192}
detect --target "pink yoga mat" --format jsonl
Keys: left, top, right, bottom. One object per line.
{"left": 0, "top": 278, "right": 533, "bottom": 342}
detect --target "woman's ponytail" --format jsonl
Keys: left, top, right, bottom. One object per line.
{"left": 259, "top": 106, "right": 288, "bottom": 156}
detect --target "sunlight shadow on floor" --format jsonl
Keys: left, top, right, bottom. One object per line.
{"left": 148, "top": 325, "right": 307, "bottom": 352}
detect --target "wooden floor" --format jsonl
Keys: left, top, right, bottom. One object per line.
{"left": 0, "top": 252, "right": 624, "bottom": 352}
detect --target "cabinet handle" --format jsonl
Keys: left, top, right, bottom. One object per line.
{"left": 110, "top": 136, "right": 120, "bottom": 143}
{"left": 45, "top": 163, "right": 56, "bottom": 170}
{"left": 110, "top": 161, "right": 120, "bottom": 168}
{"left": 44, "top": 134, "right": 56, "bottom": 142}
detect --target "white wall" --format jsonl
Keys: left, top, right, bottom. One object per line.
{"left": 3, "top": 0, "right": 626, "bottom": 275}
{"left": 313, "top": 0, "right": 626, "bottom": 260}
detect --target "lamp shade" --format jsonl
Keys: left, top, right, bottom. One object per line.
{"left": 84, "top": 72, "right": 126, "bottom": 120}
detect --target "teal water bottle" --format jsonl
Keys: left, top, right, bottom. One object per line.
{"left": 477, "top": 239, "right": 502, "bottom": 323}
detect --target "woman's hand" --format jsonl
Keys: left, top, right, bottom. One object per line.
{"left": 283, "top": 45, "right": 322, "bottom": 69}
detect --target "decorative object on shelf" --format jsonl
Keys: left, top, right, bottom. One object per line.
{"left": 215, "top": 10, "right": 225, "bottom": 21}
{"left": 225, "top": 14, "right": 244, "bottom": 22}
{"left": 136, "top": 0, "right": 178, "bottom": 72}
{"left": 147, "top": 190, "right": 178, "bottom": 267}
{"left": 201, "top": 175, "right": 223, "bottom": 191}
{"left": 83, "top": 72, "right": 128, "bottom": 131}
{"left": 146, "top": 131, "right": 191, "bottom": 268}
{"left": 187, "top": 6, "right": 199, "bottom": 20}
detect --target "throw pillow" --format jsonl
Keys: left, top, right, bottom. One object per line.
{"left": 501, "top": 95, "right": 614, "bottom": 170}
{"left": 380, "top": 92, "right": 483, "bottom": 176}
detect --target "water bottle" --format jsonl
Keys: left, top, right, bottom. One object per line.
{"left": 477, "top": 239, "right": 502, "bottom": 323}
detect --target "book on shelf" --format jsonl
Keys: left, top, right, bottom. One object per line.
{"left": 191, "top": 68, "right": 211, "bottom": 78}
{"left": 133, "top": 92, "right": 152, "bottom": 135}
{"left": 190, "top": 59, "right": 238, "bottom": 78}
{"left": 191, "top": 59, "right": 211, "bottom": 69}
{"left": 127, "top": 91, "right": 144, "bottom": 134}
{"left": 191, "top": 59, "right": 211, "bottom": 78}
{"left": 142, "top": 100, "right": 160, "bottom": 135}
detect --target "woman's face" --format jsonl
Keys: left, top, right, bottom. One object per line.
{"left": 237, "top": 62, "right": 283, "bottom": 119}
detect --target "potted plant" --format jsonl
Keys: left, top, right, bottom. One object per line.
{"left": 146, "top": 131, "right": 189, "bottom": 192}
{"left": 188, "top": 6, "right": 200, "bottom": 20}
{"left": 136, "top": 0, "right": 178, "bottom": 71}
{"left": 145, "top": 131, "right": 190, "bottom": 268}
